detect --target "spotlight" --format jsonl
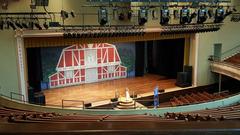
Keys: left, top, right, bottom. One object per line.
{"left": 98, "top": 7, "right": 108, "bottom": 26}
{"left": 15, "top": 19, "right": 23, "bottom": 29}
{"left": 72, "top": 32, "right": 77, "bottom": 38}
{"left": 63, "top": 33, "right": 68, "bottom": 38}
{"left": 70, "top": 10, "right": 75, "bottom": 18}
{"left": 8, "top": 20, "right": 16, "bottom": 30}
{"left": 214, "top": 6, "right": 225, "bottom": 23}
{"left": 138, "top": 7, "right": 148, "bottom": 26}
{"left": 21, "top": 21, "right": 28, "bottom": 29}
{"left": 67, "top": 33, "right": 72, "bottom": 38}
{"left": 76, "top": 33, "right": 80, "bottom": 38}
{"left": 197, "top": 5, "right": 208, "bottom": 24}
{"left": 160, "top": 6, "right": 170, "bottom": 25}
{"left": 43, "top": 22, "right": 49, "bottom": 29}
{"left": 180, "top": 6, "right": 190, "bottom": 24}
{"left": 61, "top": 10, "right": 69, "bottom": 20}
{"left": 34, "top": 20, "right": 42, "bottom": 30}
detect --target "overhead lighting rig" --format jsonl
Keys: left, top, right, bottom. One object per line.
{"left": 180, "top": 6, "right": 190, "bottom": 24}
{"left": 0, "top": 12, "right": 52, "bottom": 30}
{"left": 214, "top": 6, "right": 225, "bottom": 23}
{"left": 197, "top": 5, "right": 208, "bottom": 24}
{"left": 138, "top": 7, "right": 148, "bottom": 26}
{"left": 161, "top": 23, "right": 222, "bottom": 35}
{"left": 160, "top": 6, "right": 170, "bottom": 25}
{"left": 98, "top": 7, "right": 108, "bottom": 26}
{"left": 63, "top": 25, "right": 145, "bottom": 39}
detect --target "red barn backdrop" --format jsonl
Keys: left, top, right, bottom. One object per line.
{"left": 49, "top": 43, "right": 127, "bottom": 88}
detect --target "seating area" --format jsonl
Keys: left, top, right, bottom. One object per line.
{"left": 169, "top": 91, "right": 229, "bottom": 106}
{"left": 165, "top": 103, "right": 240, "bottom": 121}
{"left": 0, "top": 107, "right": 179, "bottom": 123}
{"left": 1, "top": 102, "right": 240, "bottom": 124}
{"left": 224, "top": 53, "right": 240, "bottom": 66}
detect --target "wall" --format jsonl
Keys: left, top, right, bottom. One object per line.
{"left": 197, "top": 0, "right": 240, "bottom": 86}
{"left": 0, "top": 30, "right": 19, "bottom": 96}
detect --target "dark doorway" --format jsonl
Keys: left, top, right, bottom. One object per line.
{"left": 147, "top": 38, "right": 185, "bottom": 79}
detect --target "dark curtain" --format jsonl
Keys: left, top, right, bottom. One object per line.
{"left": 135, "top": 41, "right": 145, "bottom": 77}
{"left": 27, "top": 48, "right": 43, "bottom": 92}
{"left": 147, "top": 38, "right": 185, "bottom": 78}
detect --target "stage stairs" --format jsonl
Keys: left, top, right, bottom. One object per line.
{"left": 210, "top": 44, "right": 240, "bottom": 80}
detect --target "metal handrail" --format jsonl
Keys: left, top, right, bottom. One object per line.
{"left": 10, "top": 92, "right": 25, "bottom": 102}
{"left": 221, "top": 44, "right": 240, "bottom": 60}
{"left": 62, "top": 99, "right": 85, "bottom": 109}
{"left": 210, "top": 61, "right": 240, "bottom": 69}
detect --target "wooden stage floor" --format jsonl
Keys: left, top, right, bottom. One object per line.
{"left": 43, "top": 74, "right": 177, "bottom": 107}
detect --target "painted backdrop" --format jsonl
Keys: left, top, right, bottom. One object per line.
{"left": 40, "top": 42, "right": 135, "bottom": 90}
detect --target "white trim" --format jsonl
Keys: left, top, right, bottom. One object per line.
{"left": 194, "top": 34, "right": 199, "bottom": 87}
{"left": 16, "top": 34, "right": 27, "bottom": 101}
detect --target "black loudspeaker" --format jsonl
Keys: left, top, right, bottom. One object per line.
{"left": 35, "top": 95, "right": 45, "bottom": 105}
{"left": 84, "top": 103, "right": 92, "bottom": 108}
{"left": 184, "top": 65, "right": 192, "bottom": 85}
{"left": 175, "top": 72, "right": 191, "bottom": 87}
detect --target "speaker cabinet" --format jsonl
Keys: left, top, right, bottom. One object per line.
{"left": 84, "top": 103, "right": 92, "bottom": 108}
{"left": 175, "top": 72, "right": 191, "bottom": 87}
{"left": 184, "top": 65, "right": 193, "bottom": 85}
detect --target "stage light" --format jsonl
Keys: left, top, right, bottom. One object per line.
{"left": 63, "top": 33, "right": 68, "bottom": 38}
{"left": 98, "top": 7, "right": 108, "bottom": 26}
{"left": 138, "top": 7, "right": 148, "bottom": 26}
{"left": 8, "top": 20, "right": 16, "bottom": 30}
{"left": 43, "top": 21, "right": 49, "bottom": 29}
{"left": 61, "top": 10, "right": 69, "bottom": 20}
{"left": 34, "top": 21, "right": 42, "bottom": 30}
{"left": 72, "top": 32, "right": 77, "bottom": 38}
{"left": 197, "top": 5, "right": 208, "bottom": 24}
{"left": 214, "top": 6, "right": 225, "bottom": 23}
{"left": 160, "top": 7, "right": 170, "bottom": 25}
{"left": 180, "top": 6, "right": 190, "bottom": 24}
{"left": 76, "top": 33, "right": 80, "bottom": 38}
{"left": 15, "top": 19, "right": 23, "bottom": 29}
{"left": 70, "top": 10, "right": 75, "bottom": 18}
{"left": 22, "top": 20, "right": 29, "bottom": 29}
{"left": 67, "top": 33, "right": 72, "bottom": 38}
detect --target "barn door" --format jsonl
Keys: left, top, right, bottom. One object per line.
{"left": 85, "top": 68, "right": 98, "bottom": 83}
{"left": 85, "top": 49, "right": 97, "bottom": 67}
{"left": 84, "top": 49, "right": 98, "bottom": 83}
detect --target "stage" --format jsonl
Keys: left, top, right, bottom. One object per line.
{"left": 43, "top": 74, "right": 177, "bottom": 107}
